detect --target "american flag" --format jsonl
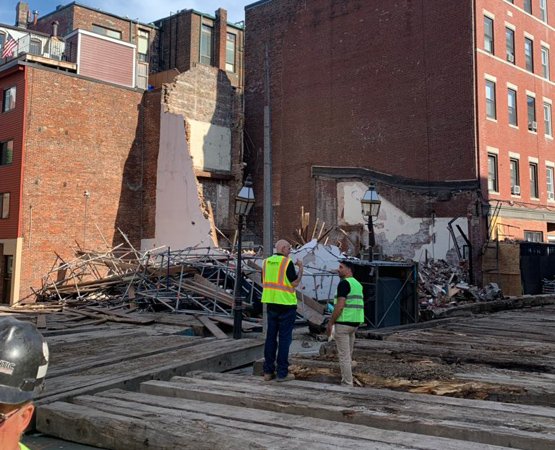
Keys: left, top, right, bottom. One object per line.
{"left": 1, "top": 34, "right": 17, "bottom": 59}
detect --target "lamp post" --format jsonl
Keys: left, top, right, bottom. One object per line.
{"left": 361, "top": 183, "right": 381, "bottom": 261}
{"left": 233, "top": 175, "right": 255, "bottom": 339}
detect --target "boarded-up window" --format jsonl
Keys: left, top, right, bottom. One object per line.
{"left": 138, "top": 29, "right": 149, "bottom": 62}
{"left": 0, "top": 193, "right": 9, "bottom": 219}
{"left": 200, "top": 25, "right": 213, "bottom": 65}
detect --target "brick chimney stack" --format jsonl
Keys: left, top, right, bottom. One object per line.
{"left": 16, "top": 1, "right": 30, "bottom": 28}
{"left": 214, "top": 8, "right": 228, "bottom": 71}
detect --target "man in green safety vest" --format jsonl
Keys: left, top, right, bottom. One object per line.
{"left": 326, "top": 260, "right": 364, "bottom": 386}
{"left": 0, "top": 317, "right": 49, "bottom": 450}
{"left": 262, "top": 239, "right": 303, "bottom": 382}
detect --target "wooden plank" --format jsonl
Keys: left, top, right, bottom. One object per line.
{"left": 35, "top": 389, "right": 509, "bottom": 450}
{"left": 36, "top": 338, "right": 263, "bottom": 405}
{"left": 68, "top": 308, "right": 154, "bottom": 325}
{"left": 141, "top": 374, "right": 555, "bottom": 450}
{"left": 36, "top": 315, "right": 47, "bottom": 329}
{"left": 195, "top": 315, "right": 227, "bottom": 339}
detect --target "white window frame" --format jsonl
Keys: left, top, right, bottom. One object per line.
{"left": 541, "top": 46, "right": 550, "bottom": 80}
{"left": 547, "top": 165, "right": 555, "bottom": 200}
{"left": 540, "top": 0, "right": 548, "bottom": 22}
{"left": 544, "top": 101, "right": 553, "bottom": 137}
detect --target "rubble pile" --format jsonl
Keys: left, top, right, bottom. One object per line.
{"left": 418, "top": 259, "right": 504, "bottom": 310}
{"left": 29, "top": 244, "right": 264, "bottom": 321}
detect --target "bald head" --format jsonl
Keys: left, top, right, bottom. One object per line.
{"left": 275, "top": 239, "right": 292, "bottom": 256}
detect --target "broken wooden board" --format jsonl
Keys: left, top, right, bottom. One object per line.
{"left": 139, "top": 373, "right": 555, "bottom": 450}
{"left": 195, "top": 315, "right": 227, "bottom": 339}
{"left": 36, "top": 388, "right": 511, "bottom": 450}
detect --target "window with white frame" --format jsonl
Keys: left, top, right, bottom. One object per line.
{"left": 226, "top": 32, "right": 236, "bottom": 72}
{"left": 200, "top": 24, "right": 213, "bottom": 65}
{"left": 530, "top": 162, "right": 539, "bottom": 198}
{"left": 545, "top": 102, "right": 553, "bottom": 136}
{"left": 506, "top": 28, "right": 515, "bottom": 63}
{"left": 547, "top": 166, "right": 555, "bottom": 200}
{"left": 508, "top": 88, "right": 518, "bottom": 125}
{"left": 488, "top": 153, "right": 498, "bottom": 192}
{"left": 486, "top": 80, "right": 496, "bottom": 119}
{"left": 542, "top": 46, "right": 550, "bottom": 79}
{"left": 0, "top": 192, "right": 9, "bottom": 219}
{"left": 137, "top": 29, "right": 149, "bottom": 63}
{"left": 510, "top": 158, "right": 520, "bottom": 194}
{"left": 91, "top": 24, "right": 122, "bottom": 40}
{"left": 2, "top": 86, "right": 15, "bottom": 112}
{"left": 528, "top": 95, "right": 537, "bottom": 130}
{"left": 484, "top": 16, "right": 494, "bottom": 54}
{"left": 540, "top": 0, "right": 547, "bottom": 22}
{"left": 525, "top": 38, "right": 534, "bottom": 72}
{"left": 524, "top": 231, "right": 543, "bottom": 242}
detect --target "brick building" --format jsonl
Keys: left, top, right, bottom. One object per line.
{"left": 153, "top": 8, "right": 244, "bottom": 89}
{"left": 245, "top": 0, "right": 555, "bottom": 282}
{"left": 0, "top": 2, "right": 245, "bottom": 304}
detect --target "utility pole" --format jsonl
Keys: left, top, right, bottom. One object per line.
{"left": 263, "top": 42, "right": 273, "bottom": 258}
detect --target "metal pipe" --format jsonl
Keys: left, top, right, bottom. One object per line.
{"left": 233, "top": 214, "right": 244, "bottom": 339}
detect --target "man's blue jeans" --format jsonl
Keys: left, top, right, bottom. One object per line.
{"left": 263, "top": 306, "right": 296, "bottom": 378}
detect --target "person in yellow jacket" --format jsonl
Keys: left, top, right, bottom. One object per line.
{"left": 262, "top": 239, "right": 303, "bottom": 382}
{"left": 0, "top": 317, "right": 49, "bottom": 450}
{"left": 326, "top": 260, "right": 364, "bottom": 386}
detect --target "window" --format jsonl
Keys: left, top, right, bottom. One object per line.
{"left": 506, "top": 28, "right": 515, "bottom": 63}
{"left": 524, "top": 0, "right": 532, "bottom": 14}
{"left": 510, "top": 158, "right": 520, "bottom": 194}
{"left": 2, "top": 87, "right": 15, "bottom": 112}
{"left": 91, "top": 24, "right": 122, "bottom": 40}
{"left": 530, "top": 162, "right": 539, "bottom": 198}
{"left": 200, "top": 25, "right": 213, "bottom": 65}
{"left": 545, "top": 102, "right": 553, "bottom": 136}
{"left": 525, "top": 38, "right": 534, "bottom": 72}
{"left": 0, "top": 140, "right": 13, "bottom": 166}
{"left": 0, "top": 32, "right": 5, "bottom": 52}
{"left": 137, "top": 29, "right": 149, "bottom": 63}
{"left": 488, "top": 153, "right": 498, "bottom": 192}
{"left": 486, "top": 80, "right": 496, "bottom": 119}
{"left": 226, "top": 33, "right": 236, "bottom": 72}
{"left": 527, "top": 95, "right": 537, "bottom": 130}
{"left": 508, "top": 88, "right": 518, "bottom": 125}
{"left": 540, "top": 0, "right": 547, "bottom": 22}
{"left": 484, "top": 16, "right": 494, "bottom": 54}
{"left": 542, "top": 46, "right": 550, "bottom": 79}
{"left": 0, "top": 193, "right": 9, "bottom": 219}
{"left": 524, "top": 231, "right": 543, "bottom": 242}
{"left": 29, "top": 38, "right": 41, "bottom": 55}
{"left": 547, "top": 167, "right": 555, "bottom": 200}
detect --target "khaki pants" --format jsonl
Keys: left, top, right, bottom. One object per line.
{"left": 334, "top": 324, "right": 357, "bottom": 386}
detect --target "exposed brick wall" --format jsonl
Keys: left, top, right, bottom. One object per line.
{"left": 161, "top": 65, "right": 244, "bottom": 233}
{"left": 19, "top": 66, "right": 144, "bottom": 300}
{"left": 245, "top": 0, "right": 477, "bottom": 242}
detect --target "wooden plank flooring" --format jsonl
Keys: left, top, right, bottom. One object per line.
{"left": 35, "top": 304, "right": 555, "bottom": 449}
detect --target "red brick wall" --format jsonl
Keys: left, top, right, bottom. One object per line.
{"left": 0, "top": 66, "right": 25, "bottom": 239}
{"left": 19, "top": 66, "right": 144, "bottom": 299}
{"left": 477, "top": 0, "right": 555, "bottom": 208}
{"left": 245, "top": 0, "right": 477, "bottom": 240}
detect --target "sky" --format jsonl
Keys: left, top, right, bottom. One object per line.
{"left": 0, "top": 0, "right": 254, "bottom": 27}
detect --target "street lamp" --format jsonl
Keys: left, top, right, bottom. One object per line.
{"left": 361, "top": 183, "right": 381, "bottom": 261}
{"left": 233, "top": 175, "right": 255, "bottom": 339}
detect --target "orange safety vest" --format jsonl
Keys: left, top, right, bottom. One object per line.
{"left": 261, "top": 255, "right": 297, "bottom": 305}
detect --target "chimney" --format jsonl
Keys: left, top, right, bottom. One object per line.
{"left": 214, "top": 8, "right": 228, "bottom": 71}
{"left": 33, "top": 10, "right": 39, "bottom": 26}
{"left": 52, "top": 21, "right": 59, "bottom": 38}
{"left": 16, "top": 2, "right": 29, "bottom": 28}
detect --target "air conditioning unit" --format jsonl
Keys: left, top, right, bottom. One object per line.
{"left": 529, "top": 121, "right": 538, "bottom": 131}
{"left": 548, "top": 192, "right": 555, "bottom": 200}
{"left": 507, "top": 54, "right": 515, "bottom": 63}
{"left": 512, "top": 185, "right": 521, "bottom": 195}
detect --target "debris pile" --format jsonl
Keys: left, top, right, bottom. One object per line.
{"left": 418, "top": 260, "right": 503, "bottom": 310}
{"left": 31, "top": 243, "right": 264, "bottom": 321}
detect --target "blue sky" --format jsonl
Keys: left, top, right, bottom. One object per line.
{"left": 0, "top": 1, "right": 252, "bottom": 27}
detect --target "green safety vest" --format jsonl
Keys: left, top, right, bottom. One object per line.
{"left": 334, "top": 277, "right": 364, "bottom": 323}
{"left": 261, "top": 255, "right": 297, "bottom": 305}
{"left": 20, "top": 443, "right": 31, "bottom": 450}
